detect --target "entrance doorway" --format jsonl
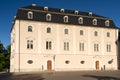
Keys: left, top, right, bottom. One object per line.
{"left": 47, "top": 60, "right": 52, "bottom": 70}
{"left": 95, "top": 61, "right": 99, "bottom": 70}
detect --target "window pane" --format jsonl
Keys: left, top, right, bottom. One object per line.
{"left": 28, "top": 26, "right": 32, "bottom": 32}
{"left": 64, "top": 29, "right": 68, "bottom": 34}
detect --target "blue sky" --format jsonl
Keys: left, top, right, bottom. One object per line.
{"left": 0, "top": 0, "right": 120, "bottom": 48}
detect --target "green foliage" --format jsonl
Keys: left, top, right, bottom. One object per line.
{"left": 0, "top": 42, "right": 10, "bottom": 71}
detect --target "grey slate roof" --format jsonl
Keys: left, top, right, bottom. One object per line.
{"left": 15, "top": 5, "right": 117, "bottom": 28}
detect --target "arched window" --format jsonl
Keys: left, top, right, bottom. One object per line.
{"left": 64, "top": 16, "right": 68, "bottom": 23}
{"left": 28, "top": 26, "right": 32, "bottom": 32}
{"left": 93, "top": 19, "right": 97, "bottom": 25}
{"left": 46, "top": 14, "right": 51, "bottom": 21}
{"left": 60, "top": 9, "right": 64, "bottom": 13}
{"left": 47, "top": 27, "right": 51, "bottom": 33}
{"left": 105, "top": 20, "right": 110, "bottom": 26}
{"left": 75, "top": 10, "right": 79, "bottom": 15}
{"left": 78, "top": 17, "right": 83, "bottom": 24}
{"left": 28, "top": 11, "right": 33, "bottom": 19}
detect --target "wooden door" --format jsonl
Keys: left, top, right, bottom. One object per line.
{"left": 47, "top": 60, "right": 52, "bottom": 70}
{"left": 96, "top": 61, "right": 99, "bottom": 70}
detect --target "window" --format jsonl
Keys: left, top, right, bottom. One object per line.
{"left": 65, "top": 60, "right": 70, "bottom": 64}
{"left": 46, "top": 41, "right": 52, "bottom": 50}
{"left": 27, "top": 60, "right": 33, "bottom": 64}
{"left": 93, "top": 19, "right": 97, "bottom": 25}
{"left": 64, "top": 28, "right": 68, "bottom": 34}
{"left": 60, "top": 9, "right": 64, "bottom": 13}
{"left": 105, "top": 20, "right": 110, "bottom": 26}
{"left": 64, "top": 42, "right": 69, "bottom": 51}
{"left": 94, "top": 44, "right": 99, "bottom": 52}
{"left": 80, "top": 61, "right": 85, "bottom": 64}
{"left": 107, "top": 32, "right": 110, "bottom": 37}
{"left": 75, "top": 10, "right": 78, "bottom": 15}
{"left": 79, "top": 43, "right": 84, "bottom": 51}
{"left": 46, "top": 14, "right": 51, "bottom": 21}
{"left": 28, "top": 26, "right": 32, "bottom": 32}
{"left": 94, "top": 31, "right": 98, "bottom": 36}
{"left": 28, "top": 11, "right": 33, "bottom": 19}
{"left": 27, "top": 40, "right": 33, "bottom": 49}
{"left": 78, "top": 17, "right": 83, "bottom": 24}
{"left": 106, "top": 44, "right": 111, "bottom": 52}
{"left": 44, "top": 6, "right": 48, "bottom": 11}
{"left": 64, "top": 16, "right": 68, "bottom": 23}
{"left": 80, "top": 30, "right": 84, "bottom": 35}
{"left": 47, "top": 27, "right": 51, "bottom": 33}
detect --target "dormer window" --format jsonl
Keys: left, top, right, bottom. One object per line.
{"left": 46, "top": 14, "right": 51, "bottom": 21}
{"left": 44, "top": 6, "right": 48, "bottom": 11}
{"left": 64, "top": 16, "right": 68, "bottom": 23}
{"left": 78, "top": 17, "right": 83, "bottom": 24}
{"left": 60, "top": 9, "right": 64, "bottom": 13}
{"left": 93, "top": 19, "right": 97, "bottom": 25}
{"left": 89, "top": 12, "right": 92, "bottom": 16}
{"left": 28, "top": 11, "right": 33, "bottom": 19}
{"left": 75, "top": 10, "right": 79, "bottom": 15}
{"left": 105, "top": 20, "right": 110, "bottom": 26}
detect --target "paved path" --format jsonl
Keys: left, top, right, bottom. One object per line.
{"left": 0, "top": 70, "right": 120, "bottom": 80}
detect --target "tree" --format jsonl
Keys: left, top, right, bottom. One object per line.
{"left": 0, "top": 41, "right": 10, "bottom": 71}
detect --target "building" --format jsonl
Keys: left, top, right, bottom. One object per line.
{"left": 10, "top": 4, "right": 119, "bottom": 72}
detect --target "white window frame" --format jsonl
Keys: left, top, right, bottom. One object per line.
{"left": 64, "top": 16, "right": 68, "bottom": 23}
{"left": 93, "top": 19, "right": 97, "bottom": 25}
{"left": 28, "top": 11, "right": 33, "bottom": 19}
{"left": 27, "top": 40, "right": 33, "bottom": 49}
{"left": 105, "top": 20, "right": 110, "bottom": 26}
{"left": 46, "top": 14, "right": 51, "bottom": 21}
{"left": 78, "top": 17, "right": 83, "bottom": 24}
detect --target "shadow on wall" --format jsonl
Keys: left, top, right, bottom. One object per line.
{"left": 82, "top": 75, "right": 120, "bottom": 80}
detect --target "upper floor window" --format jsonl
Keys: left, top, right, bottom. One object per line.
{"left": 80, "top": 30, "right": 84, "bottom": 35}
{"left": 75, "top": 10, "right": 79, "bottom": 15}
{"left": 60, "top": 9, "right": 64, "bottom": 13}
{"left": 27, "top": 40, "right": 33, "bottom": 49}
{"left": 64, "top": 42, "right": 69, "bottom": 51}
{"left": 79, "top": 43, "right": 84, "bottom": 51}
{"left": 106, "top": 44, "right": 111, "bottom": 52}
{"left": 94, "top": 31, "right": 98, "bottom": 36}
{"left": 93, "top": 19, "right": 97, "bottom": 25}
{"left": 94, "top": 43, "right": 99, "bottom": 52}
{"left": 46, "top": 14, "right": 51, "bottom": 21}
{"left": 28, "top": 11, "right": 33, "bottom": 19}
{"left": 105, "top": 20, "right": 110, "bottom": 26}
{"left": 47, "top": 27, "right": 51, "bottom": 33}
{"left": 107, "top": 32, "right": 110, "bottom": 37}
{"left": 78, "top": 17, "right": 83, "bottom": 24}
{"left": 64, "top": 16, "right": 68, "bottom": 23}
{"left": 46, "top": 41, "right": 52, "bottom": 50}
{"left": 64, "top": 28, "right": 68, "bottom": 34}
{"left": 28, "top": 26, "right": 32, "bottom": 32}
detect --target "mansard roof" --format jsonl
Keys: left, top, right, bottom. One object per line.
{"left": 15, "top": 4, "right": 117, "bottom": 29}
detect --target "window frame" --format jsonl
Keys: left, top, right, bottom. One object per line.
{"left": 64, "top": 16, "right": 68, "bottom": 23}
{"left": 105, "top": 20, "right": 110, "bottom": 26}
{"left": 28, "top": 11, "right": 33, "bottom": 19}
{"left": 46, "top": 14, "right": 51, "bottom": 21}
{"left": 78, "top": 17, "right": 83, "bottom": 24}
{"left": 47, "top": 27, "right": 51, "bottom": 33}
{"left": 93, "top": 19, "right": 97, "bottom": 25}
{"left": 27, "top": 40, "right": 33, "bottom": 49}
